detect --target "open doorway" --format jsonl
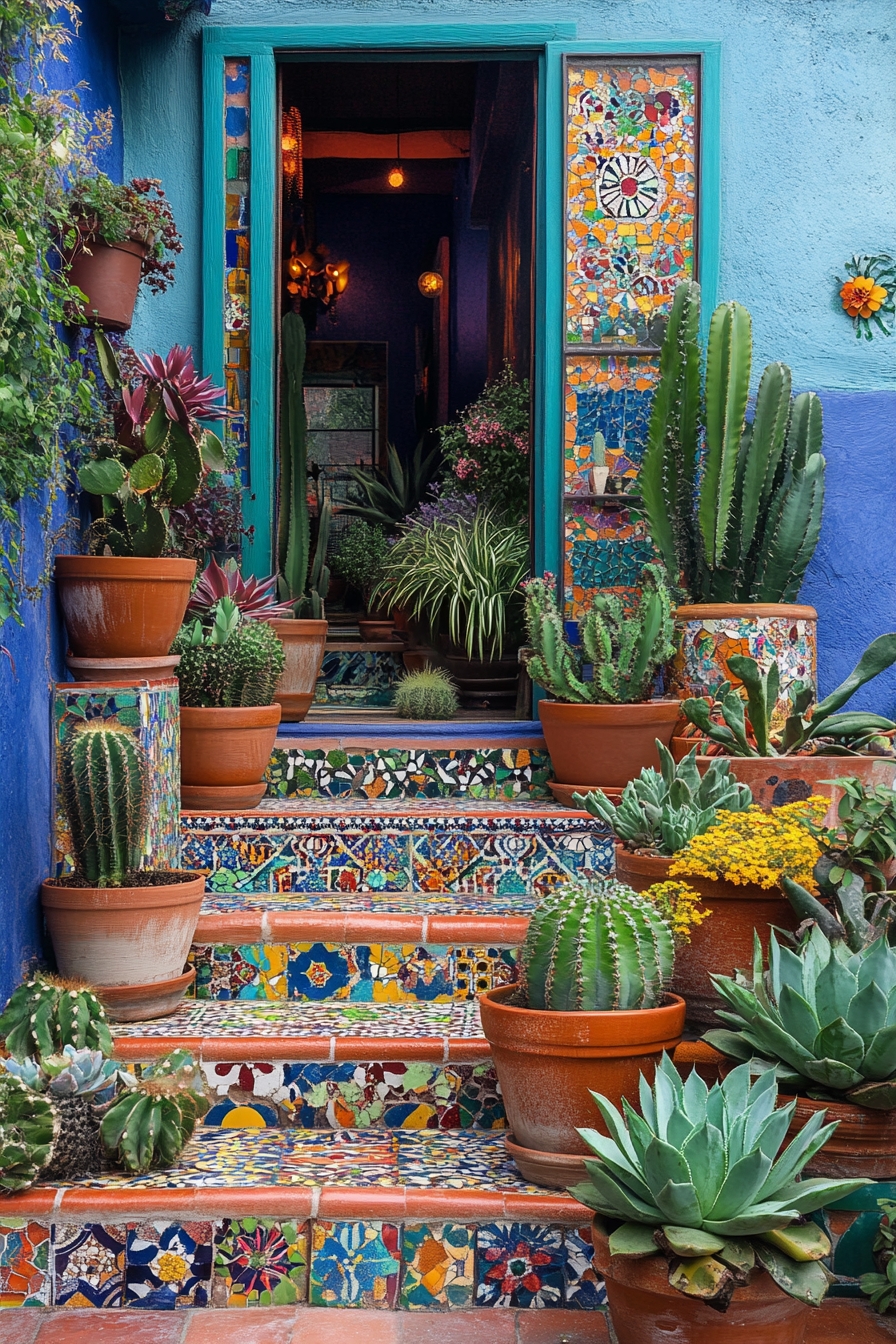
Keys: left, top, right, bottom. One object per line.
{"left": 276, "top": 56, "right": 537, "bottom": 716}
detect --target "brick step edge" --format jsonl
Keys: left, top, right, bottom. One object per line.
{"left": 114, "top": 1034, "right": 491, "bottom": 1064}
{"left": 194, "top": 911, "right": 530, "bottom": 946}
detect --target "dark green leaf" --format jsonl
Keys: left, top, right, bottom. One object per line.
{"left": 78, "top": 458, "right": 128, "bottom": 495}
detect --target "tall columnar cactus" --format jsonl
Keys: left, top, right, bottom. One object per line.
{"left": 60, "top": 722, "right": 147, "bottom": 887}
{"left": 641, "top": 280, "right": 825, "bottom": 603}
{"left": 523, "top": 563, "right": 675, "bottom": 704}
{"left": 520, "top": 879, "right": 675, "bottom": 1011}
{"left": 278, "top": 312, "right": 331, "bottom": 617}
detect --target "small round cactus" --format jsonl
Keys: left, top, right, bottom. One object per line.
{"left": 394, "top": 668, "right": 459, "bottom": 720}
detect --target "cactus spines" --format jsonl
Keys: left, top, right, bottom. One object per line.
{"left": 100, "top": 1050, "right": 208, "bottom": 1173}
{"left": 524, "top": 564, "right": 675, "bottom": 705}
{"left": 394, "top": 668, "right": 459, "bottom": 720}
{"left": 520, "top": 879, "right": 675, "bottom": 1011}
{"left": 0, "top": 974, "right": 114, "bottom": 1060}
{"left": 60, "top": 721, "right": 147, "bottom": 886}
{"left": 173, "top": 600, "right": 285, "bottom": 708}
{"left": 0, "top": 1074, "right": 55, "bottom": 1192}
{"left": 641, "top": 279, "right": 825, "bottom": 603}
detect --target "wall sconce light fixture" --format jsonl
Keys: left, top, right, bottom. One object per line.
{"left": 417, "top": 271, "right": 443, "bottom": 297}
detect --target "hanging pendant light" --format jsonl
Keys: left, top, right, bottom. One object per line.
{"left": 387, "top": 130, "right": 405, "bottom": 188}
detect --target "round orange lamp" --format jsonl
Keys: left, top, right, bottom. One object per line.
{"left": 418, "top": 271, "right": 443, "bottom": 298}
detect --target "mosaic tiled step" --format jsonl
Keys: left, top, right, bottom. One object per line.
{"left": 182, "top": 798, "right": 612, "bottom": 901}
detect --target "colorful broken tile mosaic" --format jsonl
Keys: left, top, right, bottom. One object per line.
{"left": 124, "top": 1221, "right": 213, "bottom": 1309}
{"left": 224, "top": 57, "right": 250, "bottom": 485}
{"left": 54, "top": 1222, "right": 127, "bottom": 1307}
{"left": 265, "top": 745, "right": 553, "bottom": 801}
{"left": 314, "top": 649, "right": 405, "bottom": 707}
{"left": 198, "top": 888, "right": 536, "bottom": 916}
{"left": 119, "top": 997, "right": 485, "bottom": 1039}
{"left": 564, "top": 1224, "right": 607, "bottom": 1308}
{"left": 671, "top": 609, "right": 817, "bottom": 728}
{"left": 564, "top": 506, "right": 655, "bottom": 619}
{"left": 213, "top": 1218, "right": 308, "bottom": 1306}
{"left": 310, "top": 1220, "right": 400, "bottom": 1307}
{"left": 0, "top": 1220, "right": 51, "bottom": 1307}
{"left": 566, "top": 61, "right": 698, "bottom": 345}
{"left": 564, "top": 354, "right": 660, "bottom": 492}
{"left": 401, "top": 1222, "right": 475, "bottom": 1309}
{"left": 55, "top": 681, "right": 180, "bottom": 873}
{"left": 475, "top": 1222, "right": 565, "bottom": 1308}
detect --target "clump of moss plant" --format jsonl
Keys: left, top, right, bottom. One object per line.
{"left": 394, "top": 668, "right": 459, "bottom": 720}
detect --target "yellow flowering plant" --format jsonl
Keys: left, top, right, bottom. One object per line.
{"left": 644, "top": 880, "right": 711, "bottom": 943}
{"left": 669, "top": 798, "right": 829, "bottom": 892}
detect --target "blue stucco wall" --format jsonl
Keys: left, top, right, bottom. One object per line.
{"left": 0, "top": 0, "right": 123, "bottom": 1002}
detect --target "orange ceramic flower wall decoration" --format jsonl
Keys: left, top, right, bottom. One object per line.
{"left": 837, "top": 253, "right": 895, "bottom": 339}
{"left": 840, "top": 275, "right": 887, "bottom": 319}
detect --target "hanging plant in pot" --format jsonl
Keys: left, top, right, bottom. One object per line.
{"left": 40, "top": 722, "right": 205, "bottom": 1021}
{"left": 478, "top": 876, "right": 685, "bottom": 1188}
{"left": 574, "top": 1056, "right": 867, "bottom": 1343}
{"left": 62, "top": 174, "right": 182, "bottom": 332}
{"left": 524, "top": 563, "right": 679, "bottom": 795}
{"left": 641, "top": 279, "right": 826, "bottom": 725}
{"left": 173, "top": 596, "right": 285, "bottom": 810}
{"left": 56, "top": 333, "right": 228, "bottom": 673}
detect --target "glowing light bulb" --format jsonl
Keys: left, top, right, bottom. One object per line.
{"left": 387, "top": 164, "right": 405, "bottom": 189}
{"left": 417, "top": 271, "right": 443, "bottom": 297}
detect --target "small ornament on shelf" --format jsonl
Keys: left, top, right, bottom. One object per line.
{"left": 838, "top": 253, "right": 895, "bottom": 340}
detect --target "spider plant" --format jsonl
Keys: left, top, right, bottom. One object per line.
{"left": 374, "top": 509, "right": 528, "bottom": 661}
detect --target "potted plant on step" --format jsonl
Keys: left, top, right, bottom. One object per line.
{"left": 332, "top": 520, "right": 395, "bottom": 640}
{"left": 677, "top": 641, "right": 896, "bottom": 806}
{"left": 524, "top": 564, "right": 679, "bottom": 794}
{"left": 270, "top": 311, "right": 330, "bottom": 720}
{"left": 56, "top": 334, "right": 228, "bottom": 673}
{"left": 62, "top": 174, "right": 181, "bottom": 332}
{"left": 173, "top": 596, "right": 285, "bottom": 810}
{"left": 478, "top": 876, "right": 684, "bottom": 1188}
{"left": 642, "top": 279, "right": 826, "bottom": 722}
{"left": 40, "top": 722, "right": 205, "bottom": 1020}
{"left": 575, "top": 1055, "right": 866, "bottom": 1342}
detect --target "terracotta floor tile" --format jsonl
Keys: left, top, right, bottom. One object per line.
{"left": 0, "top": 1311, "right": 43, "bottom": 1344}
{"left": 185, "top": 1307, "right": 298, "bottom": 1343}
{"left": 33, "top": 1311, "right": 187, "bottom": 1344}
{"left": 816, "top": 1298, "right": 896, "bottom": 1340}
{"left": 516, "top": 1309, "right": 610, "bottom": 1343}
{"left": 291, "top": 1309, "right": 400, "bottom": 1343}
{"left": 399, "top": 1309, "right": 517, "bottom": 1343}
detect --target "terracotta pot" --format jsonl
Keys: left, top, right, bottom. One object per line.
{"left": 65, "top": 654, "right": 180, "bottom": 682}
{"left": 444, "top": 654, "right": 520, "bottom": 711}
{"left": 591, "top": 1220, "right": 810, "bottom": 1344}
{"left": 478, "top": 984, "right": 685, "bottom": 1187}
{"left": 667, "top": 749, "right": 896, "bottom": 819}
{"left": 358, "top": 618, "right": 396, "bottom": 642}
{"left": 55, "top": 555, "right": 196, "bottom": 659}
{"left": 672, "top": 602, "right": 817, "bottom": 731}
{"left": 65, "top": 236, "right": 147, "bottom": 332}
{"left": 267, "top": 618, "right": 328, "bottom": 722}
{"left": 539, "top": 699, "right": 682, "bottom": 791}
{"left": 548, "top": 781, "right": 622, "bottom": 808}
{"left": 180, "top": 703, "right": 281, "bottom": 810}
{"left": 614, "top": 847, "right": 674, "bottom": 891}
{"left": 41, "top": 874, "right": 204, "bottom": 1017}
{"left": 783, "top": 1095, "right": 896, "bottom": 1180}
{"left": 98, "top": 967, "right": 196, "bottom": 1022}
{"left": 402, "top": 648, "right": 439, "bottom": 674}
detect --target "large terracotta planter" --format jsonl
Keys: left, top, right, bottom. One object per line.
{"left": 478, "top": 984, "right": 685, "bottom": 1188}
{"left": 539, "top": 699, "right": 682, "bottom": 791}
{"left": 591, "top": 1221, "right": 810, "bottom": 1344}
{"left": 667, "top": 749, "right": 896, "bottom": 818}
{"left": 444, "top": 654, "right": 519, "bottom": 711}
{"left": 55, "top": 555, "right": 196, "bottom": 660}
{"left": 66, "top": 236, "right": 147, "bottom": 332}
{"left": 267, "top": 618, "right": 328, "bottom": 722}
{"left": 672, "top": 603, "right": 817, "bottom": 730}
{"left": 783, "top": 1094, "right": 896, "bottom": 1180}
{"left": 41, "top": 873, "right": 204, "bottom": 1020}
{"left": 180, "top": 703, "right": 281, "bottom": 810}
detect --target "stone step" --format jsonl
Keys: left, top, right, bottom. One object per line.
{"left": 0, "top": 1128, "right": 602, "bottom": 1312}
{"left": 181, "top": 799, "right": 611, "bottom": 904}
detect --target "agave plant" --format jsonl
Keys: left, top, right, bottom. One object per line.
{"left": 343, "top": 439, "right": 442, "bottom": 532}
{"left": 706, "top": 926, "right": 896, "bottom": 1109}
{"left": 3, "top": 1045, "right": 123, "bottom": 1098}
{"left": 572, "top": 1055, "right": 867, "bottom": 1309}
{"left": 186, "top": 556, "right": 295, "bottom": 622}
{"left": 575, "top": 741, "right": 751, "bottom": 855}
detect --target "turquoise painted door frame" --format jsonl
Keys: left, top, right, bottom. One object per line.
{"left": 202, "top": 26, "right": 720, "bottom": 581}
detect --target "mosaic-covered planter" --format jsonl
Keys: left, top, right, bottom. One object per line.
{"left": 671, "top": 603, "right": 817, "bottom": 727}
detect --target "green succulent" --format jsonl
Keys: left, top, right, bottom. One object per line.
{"left": 60, "top": 720, "right": 147, "bottom": 886}
{"left": 393, "top": 668, "right": 459, "bottom": 720}
{"left": 575, "top": 740, "right": 751, "bottom": 856}
{"left": 0, "top": 975, "right": 113, "bottom": 1060}
{"left": 101, "top": 1050, "right": 208, "bottom": 1174}
{"left": 0, "top": 1074, "right": 56, "bottom": 1193}
{"left": 860, "top": 1199, "right": 896, "bottom": 1313}
{"left": 3, "top": 1046, "right": 123, "bottom": 1097}
{"left": 519, "top": 878, "right": 675, "bottom": 1011}
{"left": 782, "top": 871, "right": 896, "bottom": 953}
{"left": 707, "top": 926, "right": 896, "bottom": 1109}
{"left": 571, "top": 1054, "right": 867, "bottom": 1310}
{"left": 173, "top": 597, "right": 285, "bottom": 708}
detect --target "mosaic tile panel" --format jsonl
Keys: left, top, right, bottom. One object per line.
{"left": 213, "top": 1218, "right": 308, "bottom": 1306}
{"left": 54, "top": 1222, "right": 126, "bottom": 1308}
{"left": 566, "top": 61, "right": 698, "bottom": 345}
{"left": 124, "top": 1221, "right": 213, "bottom": 1309}
{"left": 564, "top": 1224, "right": 607, "bottom": 1308}
{"left": 181, "top": 803, "right": 613, "bottom": 900}
{"left": 55, "top": 681, "right": 180, "bottom": 873}
{"left": 224, "top": 57, "right": 250, "bottom": 485}
{"left": 266, "top": 746, "right": 553, "bottom": 801}
{"left": 199, "top": 888, "right": 536, "bottom": 916}
{"left": 310, "top": 1220, "right": 400, "bottom": 1308}
{"left": 116, "top": 998, "right": 486, "bottom": 1039}
{"left": 314, "top": 650, "right": 404, "bottom": 707}
{"left": 476, "top": 1222, "right": 565, "bottom": 1308}
{"left": 0, "top": 1220, "right": 51, "bottom": 1307}
{"left": 401, "top": 1223, "right": 475, "bottom": 1309}
{"left": 565, "top": 354, "right": 660, "bottom": 491}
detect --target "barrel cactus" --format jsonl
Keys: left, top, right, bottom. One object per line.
{"left": 173, "top": 597, "right": 285, "bottom": 708}
{"left": 707, "top": 926, "right": 896, "bottom": 1109}
{"left": 519, "top": 879, "right": 675, "bottom": 1011}
{"left": 0, "top": 1074, "right": 56, "bottom": 1192}
{"left": 572, "top": 1054, "right": 866, "bottom": 1309}
{"left": 60, "top": 721, "right": 147, "bottom": 886}
{"left": 394, "top": 668, "right": 459, "bottom": 720}
{"left": 641, "top": 279, "right": 825, "bottom": 603}
{"left": 0, "top": 975, "right": 114, "bottom": 1060}
{"left": 523, "top": 563, "right": 675, "bottom": 705}
{"left": 101, "top": 1049, "right": 208, "bottom": 1174}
